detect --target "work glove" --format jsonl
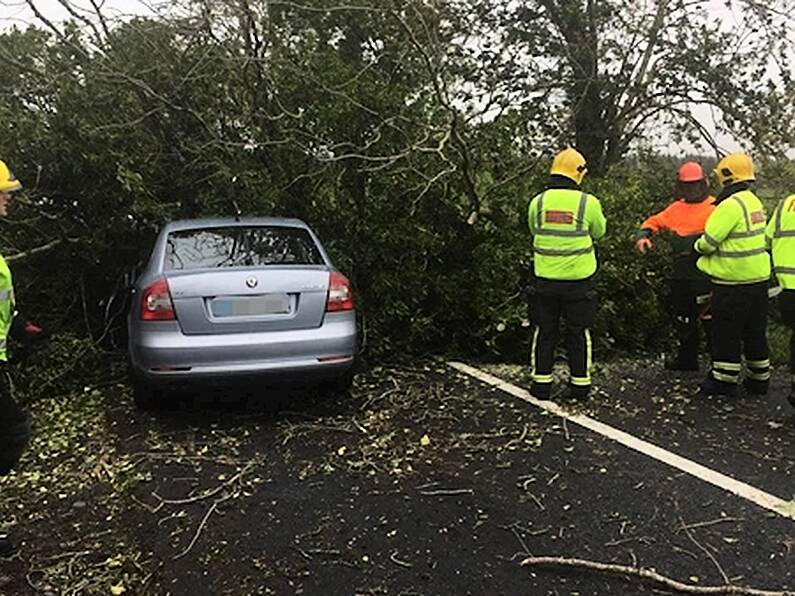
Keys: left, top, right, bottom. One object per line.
{"left": 10, "top": 317, "right": 47, "bottom": 347}
{"left": 635, "top": 237, "right": 653, "bottom": 253}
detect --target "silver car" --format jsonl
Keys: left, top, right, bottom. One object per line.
{"left": 127, "top": 217, "right": 357, "bottom": 408}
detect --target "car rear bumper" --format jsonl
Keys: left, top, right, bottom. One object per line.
{"left": 128, "top": 311, "right": 356, "bottom": 388}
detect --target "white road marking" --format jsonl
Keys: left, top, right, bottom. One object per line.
{"left": 447, "top": 361, "right": 795, "bottom": 521}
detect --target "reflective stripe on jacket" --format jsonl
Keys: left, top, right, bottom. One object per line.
{"left": 766, "top": 194, "right": 795, "bottom": 290}
{"left": 0, "top": 254, "right": 14, "bottom": 361}
{"left": 528, "top": 189, "right": 607, "bottom": 280}
{"left": 694, "top": 189, "right": 770, "bottom": 284}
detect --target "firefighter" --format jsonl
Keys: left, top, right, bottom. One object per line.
{"left": 635, "top": 162, "right": 715, "bottom": 370}
{"left": 694, "top": 153, "right": 771, "bottom": 396}
{"left": 527, "top": 148, "right": 607, "bottom": 400}
{"left": 0, "top": 160, "right": 44, "bottom": 556}
{"left": 766, "top": 193, "right": 795, "bottom": 406}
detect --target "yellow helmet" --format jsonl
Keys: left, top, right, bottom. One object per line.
{"left": 0, "top": 160, "right": 21, "bottom": 193}
{"left": 713, "top": 153, "right": 755, "bottom": 188}
{"left": 550, "top": 148, "right": 587, "bottom": 184}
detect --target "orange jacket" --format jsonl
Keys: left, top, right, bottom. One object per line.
{"left": 640, "top": 197, "right": 716, "bottom": 236}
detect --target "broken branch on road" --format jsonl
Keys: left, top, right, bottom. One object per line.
{"left": 520, "top": 556, "right": 789, "bottom": 595}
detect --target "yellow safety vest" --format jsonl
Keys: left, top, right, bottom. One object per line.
{"left": 766, "top": 194, "right": 795, "bottom": 290}
{"left": 694, "top": 189, "right": 770, "bottom": 284}
{"left": 528, "top": 189, "right": 607, "bottom": 281}
{"left": 0, "top": 254, "right": 14, "bottom": 361}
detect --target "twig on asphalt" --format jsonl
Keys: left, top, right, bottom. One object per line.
{"left": 130, "top": 494, "right": 162, "bottom": 514}
{"left": 499, "top": 522, "right": 531, "bottom": 556}
{"left": 676, "top": 518, "right": 744, "bottom": 533}
{"left": 504, "top": 424, "right": 529, "bottom": 449}
{"left": 291, "top": 546, "right": 313, "bottom": 561}
{"left": 459, "top": 429, "right": 511, "bottom": 440}
{"left": 306, "top": 549, "right": 341, "bottom": 556}
{"left": 672, "top": 544, "right": 700, "bottom": 560}
{"left": 605, "top": 536, "right": 650, "bottom": 547}
{"left": 360, "top": 385, "right": 400, "bottom": 411}
{"left": 33, "top": 550, "right": 92, "bottom": 563}
{"left": 389, "top": 552, "right": 413, "bottom": 568}
{"left": 418, "top": 488, "right": 473, "bottom": 497}
{"left": 520, "top": 556, "right": 792, "bottom": 595}
{"left": 677, "top": 514, "right": 730, "bottom": 585}
{"left": 151, "top": 461, "right": 255, "bottom": 512}
{"left": 351, "top": 418, "right": 369, "bottom": 434}
{"left": 140, "top": 560, "right": 165, "bottom": 590}
{"left": 629, "top": 550, "right": 638, "bottom": 568}
{"left": 173, "top": 493, "right": 233, "bottom": 560}
{"left": 133, "top": 451, "right": 245, "bottom": 465}
{"left": 287, "top": 422, "right": 359, "bottom": 436}
{"left": 526, "top": 492, "right": 545, "bottom": 510}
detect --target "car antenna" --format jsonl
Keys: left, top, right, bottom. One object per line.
{"left": 232, "top": 200, "right": 242, "bottom": 222}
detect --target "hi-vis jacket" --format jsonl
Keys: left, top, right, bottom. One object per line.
{"left": 640, "top": 196, "right": 715, "bottom": 280}
{"left": 694, "top": 189, "right": 771, "bottom": 284}
{"left": 640, "top": 197, "right": 716, "bottom": 238}
{"left": 0, "top": 254, "right": 13, "bottom": 361}
{"left": 766, "top": 194, "right": 795, "bottom": 290}
{"left": 528, "top": 189, "right": 607, "bottom": 280}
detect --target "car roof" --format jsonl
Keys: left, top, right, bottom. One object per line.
{"left": 163, "top": 217, "right": 311, "bottom": 233}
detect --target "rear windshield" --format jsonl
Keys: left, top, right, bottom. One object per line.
{"left": 164, "top": 226, "right": 324, "bottom": 270}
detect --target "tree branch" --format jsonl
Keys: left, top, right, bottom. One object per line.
{"left": 521, "top": 556, "right": 790, "bottom": 595}
{"left": 6, "top": 239, "right": 70, "bottom": 264}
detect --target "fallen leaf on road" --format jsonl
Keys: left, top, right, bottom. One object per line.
{"left": 105, "top": 557, "right": 123, "bottom": 568}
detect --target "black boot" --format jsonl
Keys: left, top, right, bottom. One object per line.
{"left": 0, "top": 533, "right": 14, "bottom": 557}
{"left": 788, "top": 384, "right": 795, "bottom": 409}
{"left": 529, "top": 382, "right": 551, "bottom": 399}
{"left": 698, "top": 375, "right": 737, "bottom": 397}
{"left": 742, "top": 378, "right": 769, "bottom": 396}
{"left": 563, "top": 384, "right": 591, "bottom": 401}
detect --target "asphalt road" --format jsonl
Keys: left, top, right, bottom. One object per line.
{"left": 0, "top": 359, "right": 793, "bottom": 595}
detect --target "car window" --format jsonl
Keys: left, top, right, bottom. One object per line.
{"left": 164, "top": 226, "right": 324, "bottom": 270}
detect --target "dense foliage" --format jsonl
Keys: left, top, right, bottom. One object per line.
{"left": 0, "top": 0, "right": 793, "bottom": 391}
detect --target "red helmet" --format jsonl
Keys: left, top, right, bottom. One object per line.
{"left": 677, "top": 161, "right": 704, "bottom": 183}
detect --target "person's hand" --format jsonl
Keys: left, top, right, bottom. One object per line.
{"left": 635, "top": 237, "right": 653, "bottom": 253}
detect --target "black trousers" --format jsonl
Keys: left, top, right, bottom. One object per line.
{"left": 709, "top": 282, "right": 769, "bottom": 386}
{"left": 530, "top": 277, "right": 596, "bottom": 388}
{"left": 780, "top": 290, "right": 795, "bottom": 377}
{"left": 669, "top": 277, "right": 712, "bottom": 364}
{"left": 0, "top": 364, "right": 29, "bottom": 476}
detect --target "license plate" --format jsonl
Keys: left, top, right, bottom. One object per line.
{"left": 210, "top": 294, "right": 290, "bottom": 317}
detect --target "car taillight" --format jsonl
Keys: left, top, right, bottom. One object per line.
{"left": 140, "top": 277, "right": 176, "bottom": 321}
{"left": 326, "top": 272, "right": 354, "bottom": 312}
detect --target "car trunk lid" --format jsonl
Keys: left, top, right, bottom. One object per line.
{"left": 168, "top": 267, "right": 330, "bottom": 335}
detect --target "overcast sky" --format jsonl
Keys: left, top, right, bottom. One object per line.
{"left": 0, "top": 0, "right": 155, "bottom": 25}
{"left": 0, "top": 0, "right": 778, "bottom": 155}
